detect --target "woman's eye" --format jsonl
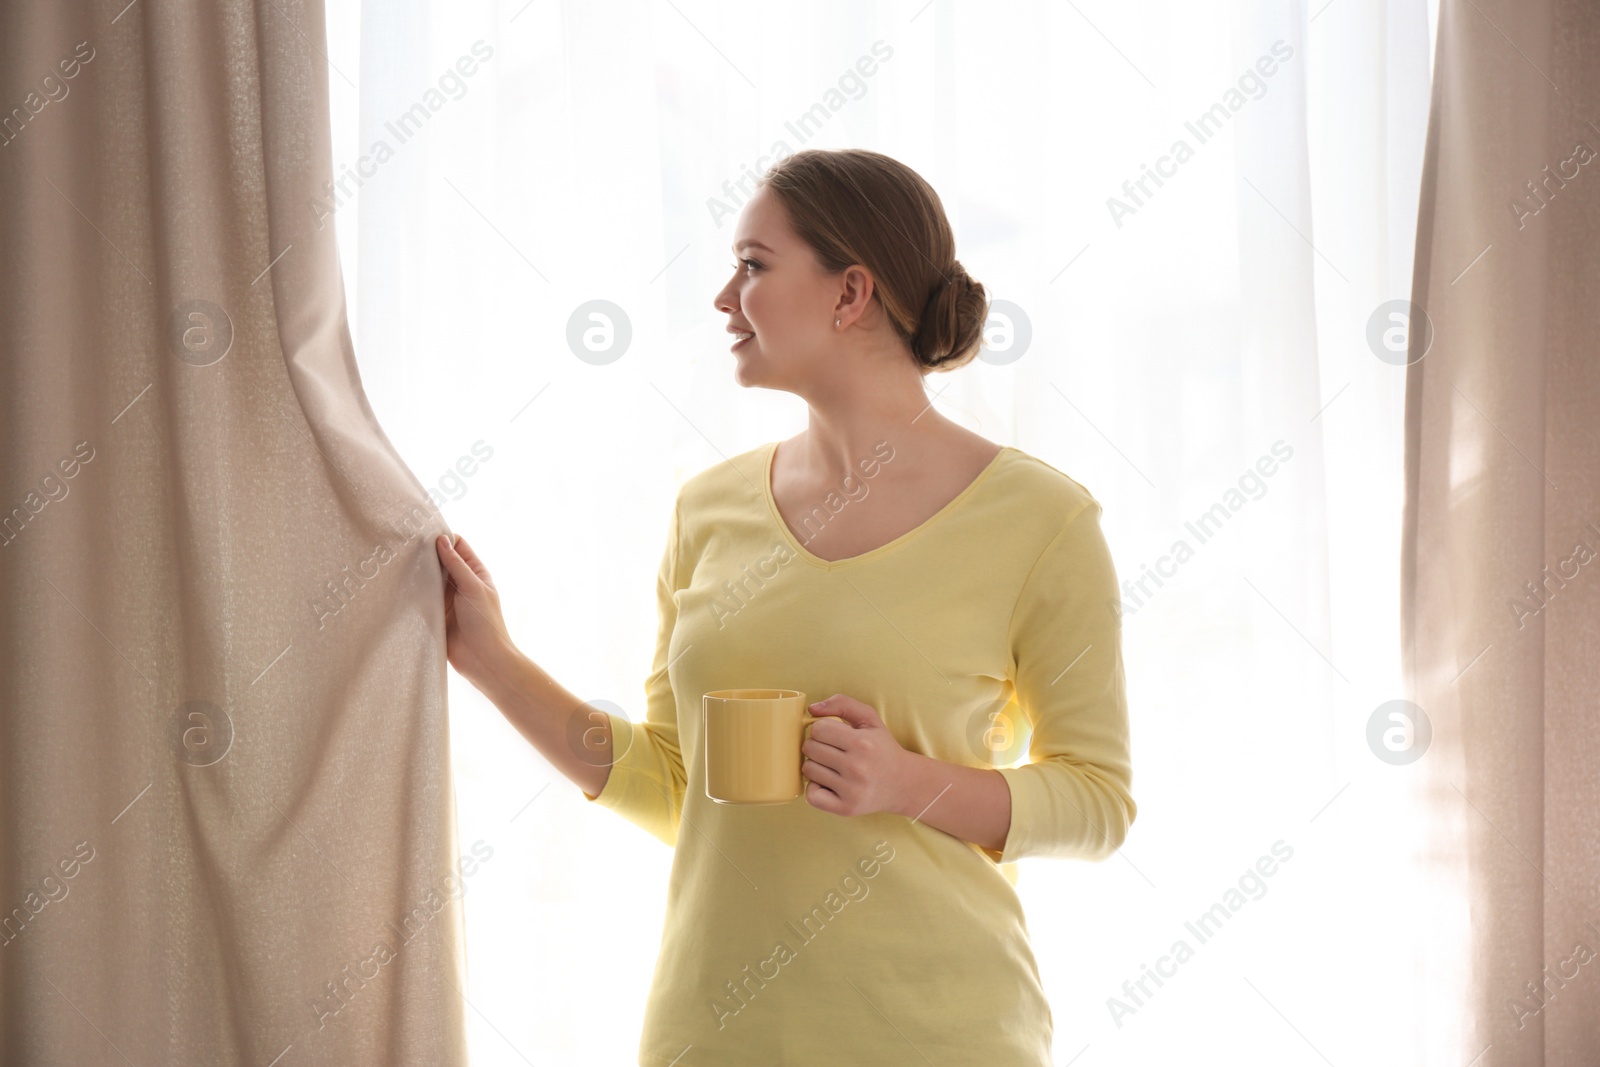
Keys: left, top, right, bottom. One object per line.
{"left": 731, "top": 259, "right": 760, "bottom": 273}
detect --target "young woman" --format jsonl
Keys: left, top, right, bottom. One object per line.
{"left": 435, "top": 148, "right": 1136, "bottom": 1066}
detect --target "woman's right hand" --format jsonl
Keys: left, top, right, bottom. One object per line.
{"left": 435, "top": 532, "right": 612, "bottom": 796}
{"left": 435, "top": 533, "right": 518, "bottom": 694}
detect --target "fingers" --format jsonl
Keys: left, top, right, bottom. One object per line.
{"left": 451, "top": 533, "right": 493, "bottom": 582}
{"left": 804, "top": 780, "right": 841, "bottom": 813}
{"left": 804, "top": 721, "right": 848, "bottom": 753}
{"left": 801, "top": 757, "right": 842, "bottom": 788}
{"left": 435, "top": 534, "right": 483, "bottom": 597}
{"left": 809, "top": 695, "right": 876, "bottom": 728}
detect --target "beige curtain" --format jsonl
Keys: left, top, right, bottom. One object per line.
{"left": 0, "top": 2, "right": 468, "bottom": 1064}
{"left": 1404, "top": 0, "right": 1600, "bottom": 1062}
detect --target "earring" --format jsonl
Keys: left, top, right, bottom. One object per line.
{"left": 835, "top": 319, "right": 841, "bottom": 327}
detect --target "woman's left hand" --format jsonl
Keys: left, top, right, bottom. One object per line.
{"left": 801, "top": 694, "right": 916, "bottom": 817}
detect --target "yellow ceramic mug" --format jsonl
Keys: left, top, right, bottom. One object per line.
{"left": 704, "top": 689, "right": 826, "bottom": 804}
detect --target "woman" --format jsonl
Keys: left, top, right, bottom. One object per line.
{"left": 434, "top": 148, "right": 1136, "bottom": 1066}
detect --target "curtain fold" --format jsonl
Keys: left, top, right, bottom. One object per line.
{"left": 1404, "top": 0, "right": 1600, "bottom": 1062}
{"left": 0, "top": 1, "right": 468, "bottom": 1063}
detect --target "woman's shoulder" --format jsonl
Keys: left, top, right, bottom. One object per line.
{"left": 669, "top": 443, "right": 769, "bottom": 510}
{"left": 991, "top": 444, "right": 1103, "bottom": 527}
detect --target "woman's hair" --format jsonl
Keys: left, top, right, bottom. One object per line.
{"left": 756, "top": 149, "right": 988, "bottom": 374}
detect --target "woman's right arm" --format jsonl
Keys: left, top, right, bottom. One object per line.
{"left": 434, "top": 533, "right": 613, "bottom": 798}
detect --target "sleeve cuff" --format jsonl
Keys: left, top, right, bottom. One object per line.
{"left": 581, "top": 713, "right": 636, "bottom": 805}
{"left": 966, "top": 770, "right": 1019, "bottom": 884}
{"left": 994, "top": 764, "right": 1035, "bottom": 866}
{"left": 993, "top": 761, "right": 1134, "bottom": 864}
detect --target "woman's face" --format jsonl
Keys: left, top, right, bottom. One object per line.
{"left": 713, "top": 187, "right": 850, "bottom": 390}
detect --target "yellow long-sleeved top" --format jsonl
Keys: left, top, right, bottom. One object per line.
{"left": 584, "top": 439, "right": 1136, "bottom": 1066}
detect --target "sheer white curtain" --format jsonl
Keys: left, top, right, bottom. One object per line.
{"left": 324, "top": 2, "right": 1437, "bottom": 1062}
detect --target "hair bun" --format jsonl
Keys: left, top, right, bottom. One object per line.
{"left": 911, "top": 260, "right": 988, "bottom": 373}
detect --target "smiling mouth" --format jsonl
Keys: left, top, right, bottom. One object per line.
{"left": 730, "top": 331, "right": 754, "bottom": 350}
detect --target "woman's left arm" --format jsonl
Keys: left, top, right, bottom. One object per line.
{"left": 801, "top": 497, "right": 1135, "bottom": 864}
